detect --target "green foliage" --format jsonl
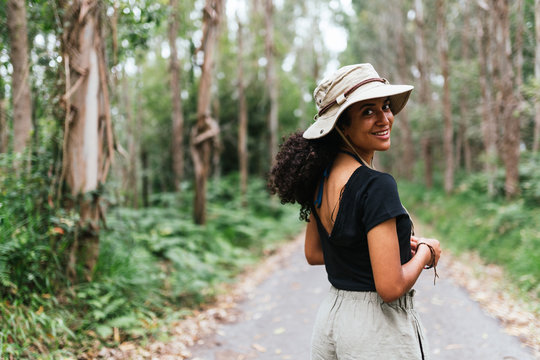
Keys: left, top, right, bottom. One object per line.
{"left": 399, "top": 161, "right": 540, "bottom": 298}
{"left": 0, "top": 172, "right": 302, "bottom": 358}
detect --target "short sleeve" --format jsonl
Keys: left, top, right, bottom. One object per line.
{"left": 360, "top": 173, "right": 407, "bottom": 233}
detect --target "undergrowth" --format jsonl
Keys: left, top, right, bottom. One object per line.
{"left": 399, "top": 154, "right": 540, "bottom": 301}
{"left": 0, "top": 160, "right": 302, "bottom": 359}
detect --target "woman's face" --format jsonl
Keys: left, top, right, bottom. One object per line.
{"left": 340, "top": 97, "right": 394, "bottom": 161}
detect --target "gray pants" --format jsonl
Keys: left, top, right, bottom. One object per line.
{"left": 311, "top": 287, "right": 430, "bottom": 360}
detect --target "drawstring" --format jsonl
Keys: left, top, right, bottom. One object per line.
{"left": 335, "top": 128, "right": 373, "bottom": 169}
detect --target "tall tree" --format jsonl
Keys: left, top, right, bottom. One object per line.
{"left": 476, "top": 3, "right": 498, "bottom": 196}
{"left": 414, "top": 0, "right": 433, "bottom": 187}
{"left": 392, "top": 0, "right": 414, "bottom": 179}
{"left": 493, "top": 0, "right": 520, "bottom": 198}
{"left": 437, "top": 0, "right": 454, "bottom": 193}
{"left": 169, "top": 0, "right": 185, "bottom": 190}
{"left": 264, "top": 0, "right": 278, "bottom": 164}
{"left": 191, "top": 0, "right": 223, "bottom": 224}
{"left": 0, "top": 77, "right": 7, "bottom": 153}
{"left": 122, "top": 70, "right": 139, "bottom": 208}
{"left": 59, "top": 0, "right": 114, "bottom": 280}
{"left": 456, "top": 0, "right": 473, "bottom": 173}
{"left": 237, "top": 17, "right": 248, "bottom": 205}
{"left": 534, "top": 0, "right": 540, "bottom": 152}
{"left": 514, "top": 0, "right": 525, "bottom": 90}
{"left": 6, "top": 0, "right": 33, "bottom": 153}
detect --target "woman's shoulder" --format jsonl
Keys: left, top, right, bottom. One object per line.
{"left": 348, "top": 166, "right": 398, "bottom": 190}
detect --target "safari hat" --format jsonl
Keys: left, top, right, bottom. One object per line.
{"left": 303, "top": 63, "right": 414, "bottom": 139}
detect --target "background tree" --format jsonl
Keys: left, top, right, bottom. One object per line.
{"left": 534, "top": 0, "right": 540, "bottom": 152}
{"left": 264, "top": 0, "right": 278, "bottom": 164}
{"left": 169, "top": 0, "right": 186, "bottom": 190}
{"left": 59, "top": 0, "right": 114, "bottom": 280}
{"left": 6, "top": 0, "right": 33, "bottom": 154}
{"left": 437, "top": 0, "right": 454, "bottom": 194}
{"left": 191, "top": 0, "right": 223, "bottom": 224}
{"left": 237, "top": 17, "right": 248, "bottom": 205}
{"left": 414, "top": 0, "right": 434, "bottom": 187}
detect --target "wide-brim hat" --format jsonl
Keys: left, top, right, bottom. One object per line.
{"left": 303, "top": 63, "right": 414, "bottom": 139}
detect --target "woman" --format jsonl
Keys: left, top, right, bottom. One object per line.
{"left": 268, "top": 63, "right": 441, "bottom": 359}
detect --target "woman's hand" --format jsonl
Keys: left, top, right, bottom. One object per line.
{"left": 410, "top": 235, "right": 418, "bottom": 256}
{"left": 411, "top": 235, "right": 441, "bottom": 267}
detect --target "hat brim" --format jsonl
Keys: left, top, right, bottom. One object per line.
{"left": 303, "top": 83, "right": 414, "bottom": 139}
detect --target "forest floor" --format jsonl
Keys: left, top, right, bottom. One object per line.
{"left": 98, "top": 227, "right": 540, "bottom": 360}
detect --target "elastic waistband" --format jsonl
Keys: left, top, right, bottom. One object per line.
{"left": 329, "top": 286, "right": 416, "bottom": 309}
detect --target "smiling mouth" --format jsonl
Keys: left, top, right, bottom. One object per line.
{"left": 372, "top": 130, "right": 389, "bottom": 136}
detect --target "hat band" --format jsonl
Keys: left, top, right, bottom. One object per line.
{"left": 316, "top": 78, "right": 387, "bottom": 118}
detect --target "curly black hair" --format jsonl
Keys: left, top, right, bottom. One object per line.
{"left": 267, "top": 129, "right": 343, "bottom": 222}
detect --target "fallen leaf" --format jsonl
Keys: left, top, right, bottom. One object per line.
{"left": 252, "top": 343, "right": 266, "bottom": 352}
{"left": 273, "top": 327, "right": 286, "bottom": 335}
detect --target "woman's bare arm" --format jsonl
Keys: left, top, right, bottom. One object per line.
{"left": 305, "top": 214, "right": 324, "bottom": 265}
{"left": 368, "top": 218, "right": 440, "bottom": 302}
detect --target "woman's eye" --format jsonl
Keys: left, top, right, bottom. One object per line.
{"left": 383, "top": 103, "right": 391, "bottom": 111}
{"left": 363, "top": 109, "right": 374, "bottom": 116}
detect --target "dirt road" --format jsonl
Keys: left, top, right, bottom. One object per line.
{"left": 188, "top": 236, "right": 537, "bottom": 360}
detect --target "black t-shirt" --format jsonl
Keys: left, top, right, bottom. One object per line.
{"left": 311, "top": 166, "right": 412, "bottom": 291}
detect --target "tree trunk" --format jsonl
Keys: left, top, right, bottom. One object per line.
{"left": 414, "top": 0, "right": 433, "bottom": 188}
{"left": 0, "top": 85, "right": 7, "bottom": 153}
{"left": 264, "top": 0, "right": 278, "bottom": 164}
{"left": 493, "top": 0, "right": 520, "bottom": 198}
{"left": 437, "top": 0, "right": 454, "bottom": 194}
{"left": 6, "top": 0, "right": 33, "bottom": 153}
{"left": 141, "top": 147, "right": 149, "bottom": 207}
{"left": 60, "top": 0, "right": 114, "bottom": 281}
{"left": 514, "top": 0, "right": 524, "bottom": 90}
{"left": 191, "top": 0, "right": 223, "bottom": 225}
{"left": 237, "top": 18, "right": 248, "bottom": 206}
{"left": 169, "top": 0, "right": 185, "bottom": 190}
{"left": 534, "top": 0, "right": 540, "bottom": 152}
{"left": 477, "top": 5, "right": 498, "bottom": 196}
{"left": 393, "top": 0, "right": 414, "bottom": 180}
{"left": 122, "top": 71, "right": 138, "bottom": 208}
{"left": 422, "top": 138, "right": 433, "bottom": 188}
{"left": 458, "top": 1, "right": 472, "bottom": 173}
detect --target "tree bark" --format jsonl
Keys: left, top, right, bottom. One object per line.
{"left": 514, "top": 0, "right": 524, "bottom": 90}
{"left": 0, "top": 87, "right": 7, "bottom": 153}
{"left": 392, "top": 0, "right": 414, "bottom": 180}
{"left": 264, "top": 0, "right": 278, "bottom": 164}
{"left": 60, "top": 0, "right": 114, "bottom": 280}
{"left": 476, "top": 5, "right": 498, "bottom": 196}
{"left": 191, "top": 0, "right": 223, "bottom": 225}
{"left": 492, "top": 0, "right": 520, "bottom": 198}
{"left": 141, "top": 147, "right": 149, "bottom": 208}
{"left": 169, "top": 0, "right": 185, "bottom": 191}
{"left": 533, "top": 0, "right": 540, "bottom": 152}
{"left": 122, "top": 71, "right": 138, "bottom": 208}
{"left": 458, "top": 2, "right": 473, "bottom": 173}
{"left": 414, "top": 0, "right": 433, "bottom": 188}
{"left": 237, "top": 18, "right": 248, "bottom": 206}
{"left": 437, "top": 0, "right": 454, "bottom": 193}
{"left": 6, "top": 0, "right": 33, "bottom": 153}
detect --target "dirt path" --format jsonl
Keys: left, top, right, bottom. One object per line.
{"left": 187, "top": 235, "right": 538, "bottom": 360}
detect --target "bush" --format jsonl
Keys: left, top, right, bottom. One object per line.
{"left": 399, "top": 175, "right": 540, "bottom": 298}
{"left": 0, "top": 168, "right": 302, "bottom": 358}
